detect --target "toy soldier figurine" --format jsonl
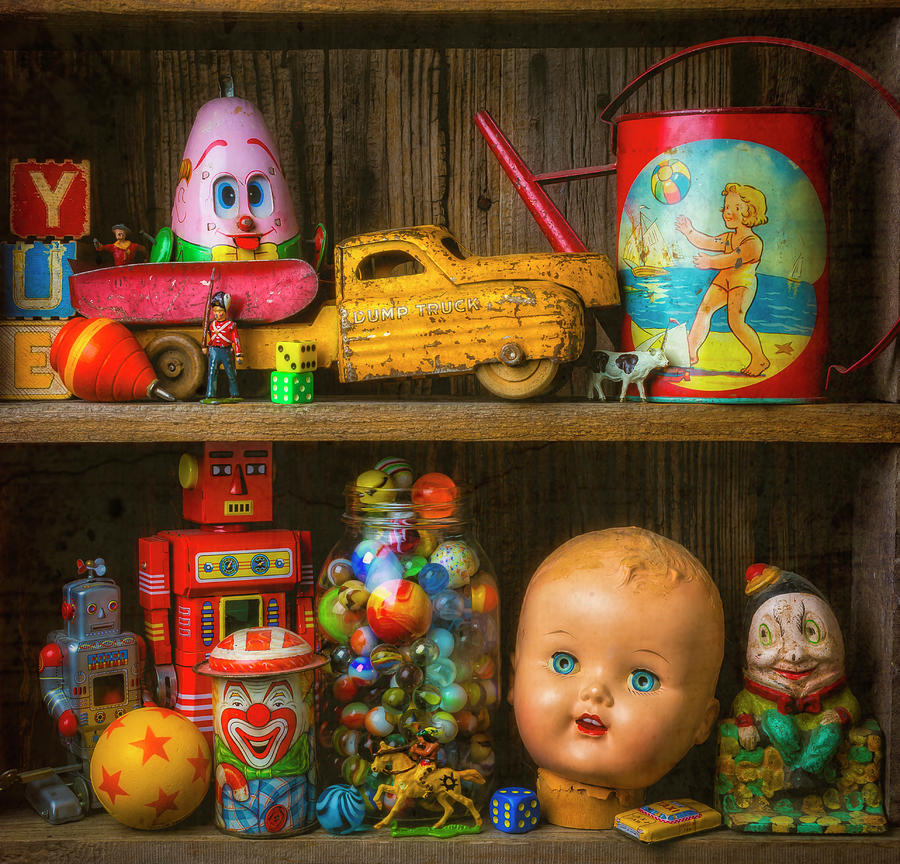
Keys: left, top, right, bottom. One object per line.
{"left": 93, "top": 224, "right": 147, "bottom": 266}
{"left": 202, "top": 291, "right": 243, "bottom": 404}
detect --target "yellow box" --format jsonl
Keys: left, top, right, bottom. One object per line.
{"left": 614, "top": 799, "right": 722, "bottom": 842}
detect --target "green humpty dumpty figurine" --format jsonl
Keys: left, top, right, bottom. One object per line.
{"left": 715, "top": 564, "right": 887, "bottom": 833}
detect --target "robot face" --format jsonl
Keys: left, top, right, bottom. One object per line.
{"left": 181, "top": 442, "right": 274, "bottom": 525}
{"left": 171, "top": 97, "right": 299, "bottom": 256}
{"left": 64, "top": 579, "right": 121, "bottom": 640}
{"left": 213, "top": 677, "right": 307, "bottom": 769}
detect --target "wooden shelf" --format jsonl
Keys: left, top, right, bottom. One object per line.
{"left": 1, "top": 400, "right": 898, "bottom": 444}
{"left": 0, "top": 809, "right": 897, "bottom": 864}
{"left": 3, "top": 0, "right": 898, "bottom": 16}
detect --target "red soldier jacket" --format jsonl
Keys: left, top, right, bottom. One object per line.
{"left": 98, "top": 241, "right": 145, "bottom": 266}
{"left": 207, "top": 318, "right": 242, "bottom": 355}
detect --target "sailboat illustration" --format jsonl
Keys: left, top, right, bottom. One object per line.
{"left": 635, "top": 318, "right": 691, "bottom": 368}
{"left": 623, "top": 206, "right": 671, "bottom": 277}
{"left": 786, "top": 255, "right": 803, "bottom": 296}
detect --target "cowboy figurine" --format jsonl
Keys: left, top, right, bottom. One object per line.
{"left": 202, "top": 291, "right": 243, "bottom": 404}
{"left": 93, "top": 224, "right": 147, "bottom": 266}
{"left": 408, "top": 726, "right": 441, "bottom": 780}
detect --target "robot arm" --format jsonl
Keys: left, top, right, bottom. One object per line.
{"left": 38, "top": 643, "right": 76, "bottom": 737}
{"left": 295, "top": 530, "right": 315, "bottom": 648}
{"left": 138, "top": 536, "right": 177, "bottom": 707}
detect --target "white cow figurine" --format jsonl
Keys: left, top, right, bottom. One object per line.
{"left": 587, "top": 348, "right": 668, "bottom": 402}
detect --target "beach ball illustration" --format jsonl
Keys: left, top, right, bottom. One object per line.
{"left": 651, "top": 159, "right": 691, "bottom": 204}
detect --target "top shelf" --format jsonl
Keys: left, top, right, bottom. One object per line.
{"left": 2, "top": 0, "right": 898, "bottom": 13}
{"left": 1, "top": 400, "right": 897, "bottom": 444}
{"left": 2, "top": 0, "right": 898, "bottom": 23}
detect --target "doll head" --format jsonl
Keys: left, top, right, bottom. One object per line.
{"left": 172, "top": 97, "right": 299, "bottom": 257}
{"left": 743, "top": 564, "right": 845, "bottom": 699}
{"left": 511, "top": 527, "right": 724, "bottom": 792}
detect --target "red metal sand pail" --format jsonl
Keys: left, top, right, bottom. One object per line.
{"left": 606, "top": 38, "right": 900, "bottom": 402}
{"left": 615, "top": 107, "right": 830, "bottom": 402}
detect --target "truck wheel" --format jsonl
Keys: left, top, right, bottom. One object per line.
{"left": 475, "top": 359, "right": 559, "bottom": 400}
{"left": 144, "top": 333, "right": 205, "bottom": 400}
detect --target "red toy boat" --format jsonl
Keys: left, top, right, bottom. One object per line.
{"left": 69, "top": 259, "right": 318, "bottom": 325}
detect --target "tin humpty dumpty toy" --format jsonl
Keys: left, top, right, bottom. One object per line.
{"left": 150, "top": 94, "right": 301, "bottom": 264}
{"left": 196, "top": 626, "right": 326, "bottom": 836}
{"left": 715, "top": 564, "right": 887, "bottom": 833}
{"left": 511, "top": 527, "right": 724, "bottom": 829}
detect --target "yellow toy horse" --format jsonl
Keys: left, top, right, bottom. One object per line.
{"left": 370, "top": 741, "right": 485, "bottom": 829}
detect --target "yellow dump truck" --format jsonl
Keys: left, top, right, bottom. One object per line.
{"left": 137, "top": 225, "right": 618, "bottom": 400}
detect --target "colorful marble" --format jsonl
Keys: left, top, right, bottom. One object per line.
{"left": 350, "top": 625, "right": 379, "bottom": 657}
{"left": 374, "top": 457, "right": 415, "bottom": 489}
{"left": 411, "top": 472, "right": 458, "bottom": 518}
{"left": 364, "top": 705, "right": 395, "bottom": 737}
{"left": 355, "top": 469, "right": 396, "bottom": 506}
{"left": 417, "top": 562, "right": 450, "bottom": 595}
{"left": 430, "top": 541, "right": 479, "bottom": 589}
{"left": 366, "top": 579, "right": 433, "bottom": 644}
{"left": 369, "top": 643, "right": 404, "bottom": 676}
{"left": 318, "top": 586, "right": 367, "bottom": 644}
{"left": 316, "top": 784, "right": 367, "bottom": 834}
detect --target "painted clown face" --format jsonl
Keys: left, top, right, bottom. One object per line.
{"left": 172, "top": 97, "right": 299, "bottom": 258}
{"left": 745, "top": 592, "right": 845, "bottom": 698}
{"left": 213, "top": 675, "right": 310, "bottom": 769}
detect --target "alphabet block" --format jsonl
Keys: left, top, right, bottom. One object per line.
{"left": 0, "top": 321, "right": 70, "bottom": 399}
{"left": 10, "top": 159, "right": 91, "bottom": 239}
{"left": 1, "top": 240, "right": 77, "bottom": 318}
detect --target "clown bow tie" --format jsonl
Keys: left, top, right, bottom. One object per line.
{"left": 211, "top": 242, "right": 278, "bottom": 261}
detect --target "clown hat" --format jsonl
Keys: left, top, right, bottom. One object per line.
{"left": 195, "top": 626, "right": 326, "bottom": 678}
{"left": 743, "top": 563, "right": 827, "bottom": 625}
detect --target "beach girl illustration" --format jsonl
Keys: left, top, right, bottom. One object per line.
{"left": 675, "top": 183, "right": 770, "bottom": 376}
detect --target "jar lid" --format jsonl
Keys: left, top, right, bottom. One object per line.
{"left": 194, "top": 626, "right": 326, "bottom": 678}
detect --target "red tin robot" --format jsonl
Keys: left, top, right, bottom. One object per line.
{"left": 138, "top": 442, "right": 314, "bottom": 740}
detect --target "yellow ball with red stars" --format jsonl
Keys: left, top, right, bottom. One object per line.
{"left": 89, "top": 706, "right": 211, "bottom": 830}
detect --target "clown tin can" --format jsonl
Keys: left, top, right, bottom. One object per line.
{"left": 616, "top": 107, "right": 830, "bottom": 402}
{"left": 195, "top": 626, "right": 326, "bottom": 837}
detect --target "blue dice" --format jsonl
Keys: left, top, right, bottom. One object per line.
{"left": 490, "top": 787, "right": 540, "bottom": 833}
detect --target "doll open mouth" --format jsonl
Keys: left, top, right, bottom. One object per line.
{"left": 576, "top": 715, "right": 608, "bottom": 736}
{"left": 774, "top": 667, "right": 813, "bottom": 680}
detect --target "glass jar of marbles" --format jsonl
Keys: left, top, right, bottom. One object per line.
{"left": 315, "top": 459, "right": 500, "bottom": 819}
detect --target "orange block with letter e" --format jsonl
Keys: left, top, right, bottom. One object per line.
{"left": 0, "top": 320, "right": 70, "bottom": 399}
{"left": 10, "top": 159, "right": 91, "bottom": 239}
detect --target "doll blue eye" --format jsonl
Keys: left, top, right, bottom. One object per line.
{"left": 213, "top": 176, "right": 239, "bottom": 217}
{"left": 550, "top": 652, "right": 579, "bottom": 675}
{"left": 629, "top": 669, "right": 660, "bottom": 693}
{"left": 247, "top": 175, "right": 273, "bottom": 217}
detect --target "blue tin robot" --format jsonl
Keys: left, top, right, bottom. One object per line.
{"left": 29, "top": 558, "right": 145, "bottom": 823}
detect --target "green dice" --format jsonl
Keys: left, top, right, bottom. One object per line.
{"left": 270, "top": 371, "right": 313, "bottom": 404}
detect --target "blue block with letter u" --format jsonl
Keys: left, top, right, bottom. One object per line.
{"left": 1, "top": 240, "right": 77, "bottom": 318}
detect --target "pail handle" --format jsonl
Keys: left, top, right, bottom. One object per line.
{"left": 600, "top": 36, "right": 900, "bottom": 391}
{"left": 600, "top": 36, "right": 900, "bottom": 125}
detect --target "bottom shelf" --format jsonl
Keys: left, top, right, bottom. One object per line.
{"left": 0, "top": 808, "right": 897, "bottom": 864}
